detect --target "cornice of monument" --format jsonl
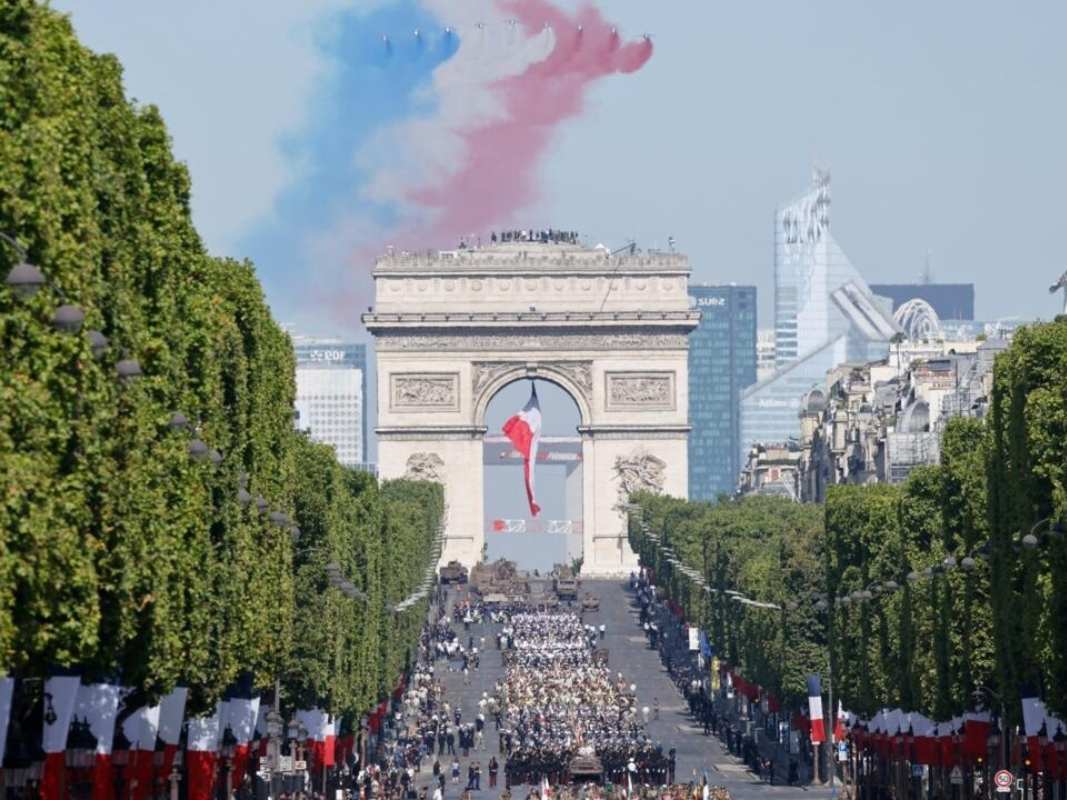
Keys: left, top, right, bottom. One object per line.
{"left": 576, "top": 424, "right": 691, "bottom": 440}
{"left": 376, "top": 425, "right": 488, "bottom": 441}
{"left": 362, "top": 310, "right": 701, "bottom": 330}
{"left": 373, "top": 244, "right": 689, "bottom": 276}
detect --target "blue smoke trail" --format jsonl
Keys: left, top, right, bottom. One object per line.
{"left": 239, "top": 0, "right": 458, "bottom": 329}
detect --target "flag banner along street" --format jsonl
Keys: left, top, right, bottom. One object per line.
{"left": 41, "top": 674, "right": 80, "bottom": 800}
{"left": 74, "top": 682, "right": 122, "bottom": 800}
{"left": 807, "top": 674, "right": 826, "bottom": 743}
{"left": 186, "top": 704, "right": 223, "bottom": 800}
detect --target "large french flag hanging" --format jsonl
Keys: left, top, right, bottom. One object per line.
{"left": 502, "top": 382, "right": 542, "bottom": 517}
{"left": 807, "top": 674, "right": 826, "bottom": 744}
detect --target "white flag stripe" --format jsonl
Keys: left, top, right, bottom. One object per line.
{"left": 122, "top": 703, "right": 161, "bottom": 751}
{"left": 158, "top": 687, "right": 188, "bottom": 747}
{"left": 0, "top": 677, "right": 14, "bottom": 764}
{"left": 42, "top": 676, "right": 80, "bottom": 754}
{"left": 75, "top": 684, "right": 122, "bottom": 755}
{"left": 187, "top": 703, "right": 223, "bottom": 752}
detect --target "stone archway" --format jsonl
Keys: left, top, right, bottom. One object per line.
{"left": 363, "top": 239, "right": 699, "bottom": 575}
{"left": 481, "top": 376, "right": 584, "bottom": 570}
{"left": 472, "top": 361, "right": 593, "bottom": 428}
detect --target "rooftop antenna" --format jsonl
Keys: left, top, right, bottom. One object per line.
{"left": 921, "top": 250, "right": 933, "bottom": 285}
{"left": 598, "top": 239, "right": 637, "bottom": 313}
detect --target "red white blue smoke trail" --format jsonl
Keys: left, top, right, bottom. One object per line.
{"left": 240, "top": 0, "right": 653, "bottom": 328}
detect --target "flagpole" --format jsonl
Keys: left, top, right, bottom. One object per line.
{"left": 828, "top": 660, "right": 836, "bottom": 797}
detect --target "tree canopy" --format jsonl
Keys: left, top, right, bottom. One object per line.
{"left": 0, "top": 0, "right": 441, "bottom": 720}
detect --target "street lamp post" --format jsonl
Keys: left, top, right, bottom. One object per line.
{"left": 264, "top": 695, "right": 283, "bottom": 800}
{"left": 974, "top": 686, "right": 1009, "bottom": 775}
{"left": 169, "top": 761, "right": 181, "bottom": 800}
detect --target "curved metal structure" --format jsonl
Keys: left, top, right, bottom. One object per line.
{"left": 894, "top": 298, "right": 942, "bottom": 341}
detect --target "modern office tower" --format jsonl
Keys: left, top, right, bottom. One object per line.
{"left": 744, "top": 169, "right": 899, "bottom": 458}
{"left": 756, "top": 329, "right": 777, "bottom": 382}
{"left": 292, "top": 337, "right": 368, "bottom": 468}
{"left": 688, "top": 284, "right": 757, "bottom": 500}
{"left": 870, "top": 283, "right": 975, "bottom": 321}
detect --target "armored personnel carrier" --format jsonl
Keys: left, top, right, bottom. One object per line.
{"left": 438, "top": 560, "right": 468, "bottom": 584}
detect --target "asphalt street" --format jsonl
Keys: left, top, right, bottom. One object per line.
{"left": 417, "top": 579, "right": 834, "bottom": 800}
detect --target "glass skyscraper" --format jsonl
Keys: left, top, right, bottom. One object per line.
{"left": 688, "top": 284, "right": 757, "bottom": 500}
{"left": 742, "top": 170, "right": 899, "bottom": 457}
{"left": 293, "top": 338, "right": 369, "bottom": 468}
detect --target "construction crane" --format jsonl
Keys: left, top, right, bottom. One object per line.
{"left": 1049, "top": 269, "right": 1067, "bottom": 314}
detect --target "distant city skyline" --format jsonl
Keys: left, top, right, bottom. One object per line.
{"left": 52, "top": 1, "right": 1067, "bottom": 333}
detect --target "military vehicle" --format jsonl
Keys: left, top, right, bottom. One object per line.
{"left": 438, "top": 560, "right": 468, "bottom": 584}
{"left": 553, "top": 565, "right": 580, "bottom": 600}
{"left": 470, "top": 558, "right": 521, "bottom": 595}
{"left": 568, "top": 752, "right": 603, "bottom": 783}
{"left": 527, "top": 578, "right": 558, "bottom": 607}
{"left": 581, "top": 592, "right": 600, "bottom": 612}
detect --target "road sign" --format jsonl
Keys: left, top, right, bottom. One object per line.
{"left": 994, "top": 770, "right": 1013, "bottom": 792}
{"left": 950, "top": 766, "right": 964, "bottom": 785}
{"left": 294, "top": 760, "right": 307, "bottom": 772}
{"left": 838, "top": 743, "right": 848, "bottom": 762}
{"left": 279, "top": 755, "right": 293, "bottom": 773}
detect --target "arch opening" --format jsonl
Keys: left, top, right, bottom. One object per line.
{"left": 482, "top": 378, "right": 583, "bottom": 572}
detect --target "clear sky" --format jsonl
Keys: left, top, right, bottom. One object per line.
{"left": 53, "top": 0, "right": 1067, "bottom": 331}
{"left": 51, "top": 1, "right": 1067, "bottom": 567}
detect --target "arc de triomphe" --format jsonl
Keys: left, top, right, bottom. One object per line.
{"left": 362, "top": 240, "right": 699, "bottom": 575}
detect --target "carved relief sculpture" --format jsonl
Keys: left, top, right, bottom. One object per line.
{"left": 606, "top": 372, "right": 675, "bottom": 410}
{"left": 472, "top": 360, "right": 593, "bottom": 403}
{"left": 391, "top": 373, "right": 459, "bottom": 410}
{"left": 472, "top": 362, "right": 516, "bottom": 399}
{"left": 614, "top": 450, "right": 666, "bottom": 505}
{"left": 405, "top": 452, "right": 445, "bottom": 482}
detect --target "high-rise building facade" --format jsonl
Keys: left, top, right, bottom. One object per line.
{"left": 688, "top": 284, "right": 757, "bottom": 500}
{"left": 743, "top": 170, "right": 899, "bottom": 457}
{"left": 870, "top": 283, "right": 975, "bottom": 321}
{"left": 293, "top": 338, "right": 368, "bottom": 468}
{"left": 756, "top": 329, "right": 777, "bottom": 382}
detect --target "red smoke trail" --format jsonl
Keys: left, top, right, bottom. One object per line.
{"left": 332, "top": 1, "right": 651, "bottom": 330}
{"left": 408, "top": 0, "right": 653, "bottom": 244}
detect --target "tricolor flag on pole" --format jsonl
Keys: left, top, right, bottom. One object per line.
{"left": 187, "top": 704, "right": 223, "bottom": 800}
{"left": 223, "top": 688, "right": 260, "bottom": 789}
{"left": 807, "top": 674, "right": 826, "bottom": 744}
{"left": 122, "top": 700, "right": 161, "bottom": 800}
{"left": 503, "top": 382, "right": 542, "bottom": 517}
{"left": 834, "top": 700, "right": 847, "bottom": 742}
{"left": 41, "top": 674, "right": 81, "bottom": 800}
{"left": 157, "top": 688, "right": 188, "bottom": 787}
{"left": 74, "top": 682, "right": 122, "bottom": 800}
